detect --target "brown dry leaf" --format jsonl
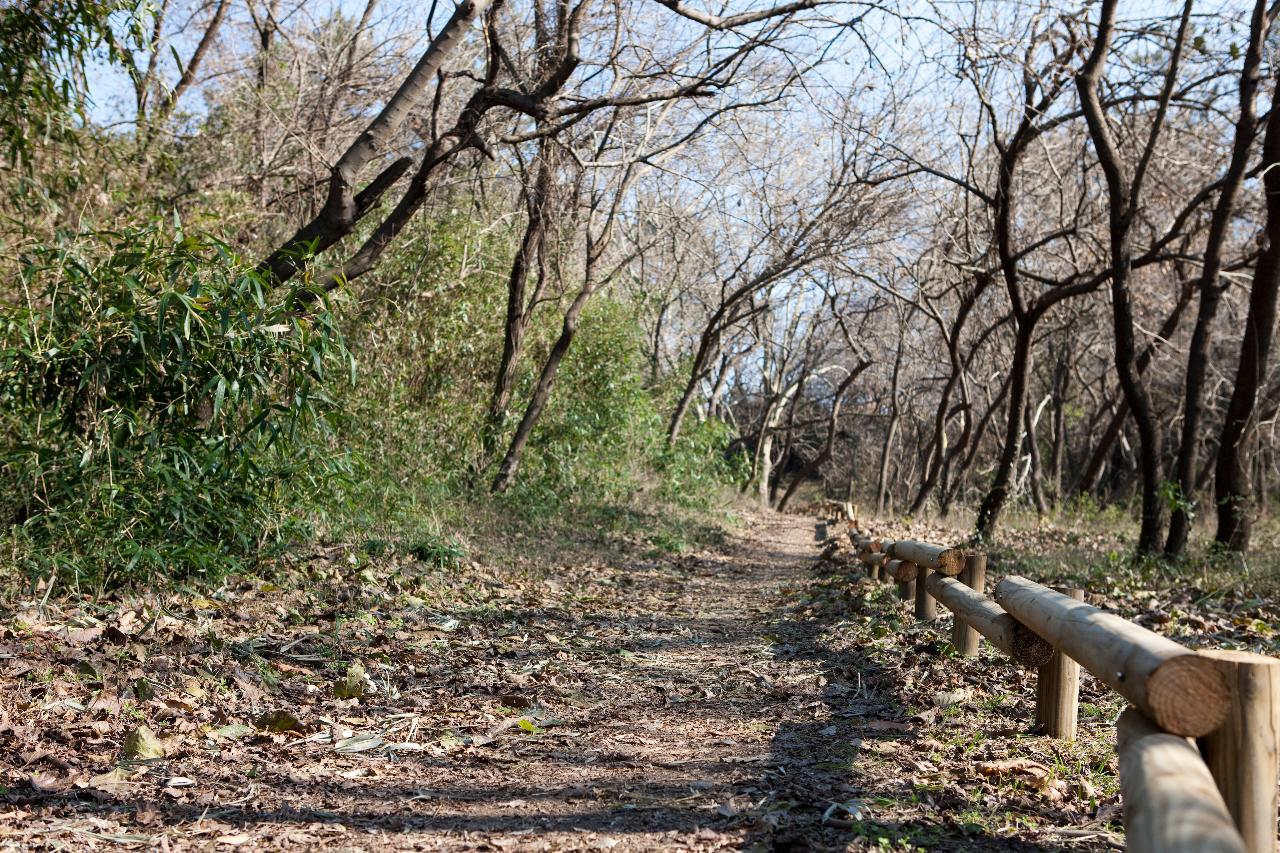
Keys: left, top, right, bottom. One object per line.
{"left": 932, "top": 688, "right": 971, "bottom": 708}
{"left": 28, "top": 772, "right": 67, "bottom": 793}
{"left": 232, "top": 670, "right": 265, "bottom": 704}
{"left": 862, "top": 719, "right": 913, "bottom": 732}
{"left": 61, "top": 626, "right": 104, "bottom": 645}
{"left": 216, "top": 833, "right": 255, "bottom": 846}
{"left": 254, "top": 709, "right": 305, "bottom": 733}
{"left": 498, "top": 693, "right": 535, "bottom": 710}
{"left": 87, "top": 766, "right": 136, "bottom": 796}
{"left": 977, "top": 758, "right": 1053, "bottom": 788}
{"left": 122, "top": 724, "right": 166, "bottom": 760}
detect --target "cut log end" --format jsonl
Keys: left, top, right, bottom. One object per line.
{"left": 1147, "top": 654, "right": 1232, "bottom": 738}
{"left": 891, "top": 560, "right": 918, "bottom": 583}
{"left": 934, "top": 549, "right": 965, "bottom": 576}
{"left": 1012, "top": 626, "right": 1054, "bottom": 669}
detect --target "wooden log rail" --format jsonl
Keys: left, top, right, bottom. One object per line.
{"left": 1119, "top": 708, "right": 1246, "bottom": 853}
{"left": 924, "top": 574, "right": 1052, "bottom": 667}
{"left": 994, "top": 576, "right": 1229, "bottom": 737}
{"left": 840, "top": 523, "right": 1273, "bottom": 853}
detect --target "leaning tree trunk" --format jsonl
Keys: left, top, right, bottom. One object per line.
{"left": 910, "top": 276, "right": 987, "bottom": 514}
{"left": 975, "top": 322, "right": 1033, "bottom": 538}
{"left": 777, "top": 362, "right": 870, "bottom": 512}
{"left": 491, "top": 276, "right": 599, "bottom": 493}
{"left": 258, "top": 0, "right": 494, "bottom": 285}
{"left": 1075, "top": 280, "right": 1196, "bottom": 496}
{"left": 485, "top": 139, "right": 559, "bottom": 457}
{"left": 667, "top": 327, "right": 719, "bottom": 446}
{"left": 942, "top": 370, "right": 1010, "bottom": 517}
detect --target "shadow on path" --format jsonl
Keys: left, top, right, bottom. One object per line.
{"left": 7, "top": 514, "right": 1097, "bottom": 852}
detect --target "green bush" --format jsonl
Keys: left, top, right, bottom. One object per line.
{"left": 0, "top": 225, "right": 350, "bottom": 584}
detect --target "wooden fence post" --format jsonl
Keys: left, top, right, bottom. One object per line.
{"left": 1036, "top": 588, "right": 1083, "bottom": 740}
{"left": 1195, "top": 649, "right": 1280, "bottom": 853}
{"left": 952, "top": 553, "right": 986, "bottom": 656}
{"left": 914, "top": 564, "right": 936, "bottom": 621}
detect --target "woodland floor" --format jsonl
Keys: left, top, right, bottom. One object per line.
{"left": 3, "top": 510, "right": 1278, "bottom": 851}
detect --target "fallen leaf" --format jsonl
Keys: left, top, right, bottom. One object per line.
{"left": 211, "top": 723, "right": 254, "bottom": 740}
{"left": 862, "top": 719, "right": 913, "bottom": 732}
{"left": 932, "top": 688, "right": 972, "bottom": 708}
{"left": 254, "top": 710, "right": 305, "bottom": 733}
{"left": 88, "top": 766, "right": 135, "bottom": 796}
{"left": 334, "top": 662, "right": 365, "bottom": 700}
{"left": 334, "top": 732, "right": 384, "bottom": 753}
{"left": 28, "top": 772, "right": 66, "bottom": 793}
{"left": 977, "top": 758, "right": 1053, "bottom": 788}
{"left": 497, "top": 693, "right": 534, "bottom": 710}
{"left": 122, "top": 724, "right": 166, "bottom": 760}
{"left": 216, "top": 833, "right": 254, "bottom": 846}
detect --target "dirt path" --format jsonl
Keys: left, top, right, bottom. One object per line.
{"left": 3, "top": 511, "right": 1114, "bottom": 851}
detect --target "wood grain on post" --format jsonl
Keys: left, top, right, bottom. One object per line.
{"left": 1036, "top": 588, "right": 1083, "bottom": 740}
{"left": 1118, "top": 708, "right": 1246, "bottom": 853}
{"left": 924, "top": 575, "right": 1051, "bottom": 668}
{"left": 952, "top": 553, "right": 987, "bottom": 656}
{"left": 1195, "top": 649, "right": 1280, "bottom": 853}
{"left": 914, "top": 564, "right": 936, "bottom": 621}
{"left": 994, "top": 576, "right": 1229, "bottom": 737}
{"left": 889, "top": 540, "right": 965, "bottom": 576}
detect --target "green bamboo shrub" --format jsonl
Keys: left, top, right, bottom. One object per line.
{"left": 0, "top": 225, "right": 351, "bottom": 584}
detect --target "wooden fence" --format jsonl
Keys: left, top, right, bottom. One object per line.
{"left": 827, "top": 507, "right": 1280, "bottom": 853}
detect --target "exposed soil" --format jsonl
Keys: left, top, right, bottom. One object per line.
{"left": 0, "top": 510, "right": 1203, "bottom": 851}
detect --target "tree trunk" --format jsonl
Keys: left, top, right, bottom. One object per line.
{"left": 1025, "top": 400, "right": 1049, "bottom": 516}
{"left": 667, "top": 327, "right": 719, "bottom": 446}
{"left": 1049, "top": 349, "right": 1069, "bottom": 504}
{"left": 942, "top": 370, "right": 1011, "bottom": 516}
{"left": 258, "top": 0, "right": 494, "bottom": 284}
{"left": 877, "top": 344, "right": 903, "bottom": 514}
{"left": 975, "top": 322, "right": 1032, "bottom": 538}
{"left": 485, "top": 141, "right": 558, "bottom": 456}
{"left": 1076, "top": 280, "right": 1196, "bottom": 496}
{"left": 1077, "top": 0, "right": 1190, "bottom": 552}
{"left": 1166, "top": 0, "right": 1270, "bottom": 557}
{"left": 777, "top": 362, "right": 869, "bottom": 512}
{"left": 1216, "top": 75, "right": 1280, "bottom": 550}
{"left": 491, "top": 277, "right": 599, "bottom": 493}
{"left": 909, "top": 276, "right": 988, "bottom": 514}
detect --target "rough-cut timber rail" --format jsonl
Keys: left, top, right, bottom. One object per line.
{"left": 994, "top": 576, "right": 1230, "bottom": 737}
